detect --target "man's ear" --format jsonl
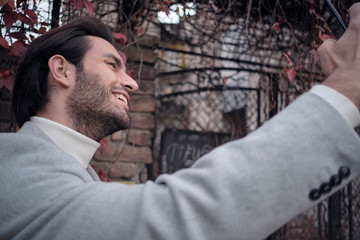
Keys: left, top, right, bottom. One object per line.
{"left": 48, "top": 55, "right": 75, "bottom": 88}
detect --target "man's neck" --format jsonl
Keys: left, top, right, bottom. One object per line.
{"left": 30, "top": 116, "right": 100, "bottom": 168}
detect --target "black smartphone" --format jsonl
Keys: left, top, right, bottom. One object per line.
{"left": 320, "top": 0, "right": 347, "bottom": 39}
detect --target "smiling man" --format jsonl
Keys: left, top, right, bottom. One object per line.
{"left": 14, "top": 20, "right": 137, "bottom": 142}
{"left": 1, "top": 7, "right": 360, "bottom": 240}
{"left": 43, "top": 36, "right": 137, "bottom": 141}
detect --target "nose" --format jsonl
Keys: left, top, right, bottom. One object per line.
{"left": 120, "top": 71, "right": 138, "bottom": 93}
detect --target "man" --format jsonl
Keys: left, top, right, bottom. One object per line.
{"left": 11, "top": 17, "right": 138, "bottom": 141}
{"left": 0, "top": 4, "right": 360, "bottom": 240}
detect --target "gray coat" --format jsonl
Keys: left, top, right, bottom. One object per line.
{"left": 1, "top": 92, "right": 359, "bottom": 240}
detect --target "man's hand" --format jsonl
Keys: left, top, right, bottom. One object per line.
{"left": 318, "top": 3, "right": 360, "bottom": 109}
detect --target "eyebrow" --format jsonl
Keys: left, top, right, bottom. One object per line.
{"left": 103, "top": 53, "right": 123, "bottom": 69}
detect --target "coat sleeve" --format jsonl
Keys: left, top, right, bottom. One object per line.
{"left": 16, "top": 92, "right": 360, "bottom": 240}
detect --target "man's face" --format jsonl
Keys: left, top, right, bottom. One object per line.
{"left": 66, "top": 36, "right": 138, "bottom": 141}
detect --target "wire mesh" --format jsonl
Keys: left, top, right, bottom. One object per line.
{"left": 155, "top": 87, "right": 263, "bottom": 162}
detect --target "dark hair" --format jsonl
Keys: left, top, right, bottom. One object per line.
{"left": 12, "top": 16, "right": 115, "bottom": 127}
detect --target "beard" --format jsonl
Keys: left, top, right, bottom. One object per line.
{"left": 66, "top": 68, "right": 131, "bottom": 141}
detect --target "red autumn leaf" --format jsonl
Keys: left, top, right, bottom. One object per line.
{"left": 287, "top": 67, "right": 296, "bottom": 82}
{"left": 71, "top": 0, "right": 94, "bottom": 15}
{"left": 18, "top": 13, "right": 35, "bottom": 29}
{"left": 1, "top": 2, "right": 13, "bottom": 11}
{"left": 283, "top": 52, "right": 294, "bottom": 66}
{"left": 8, "top": 40, "right": 27, "bottom": 56}
{"left": 83, "top": 0, "right": 94, "bottom": 15}
{"left": 117, "top": 50, "right": 127, "bottom": 65}
{"left": 1, "top": 0, "right": 15, "bottom": 9}
{"left": 23, "top": 9, "right": 38, "bottom": 25}
{"left": 98, "top": 170, "right": 106, "bottom": 181}
{"left": 0, "top": 37, "right": 10, "bottom": 49}
{"left": 98, "top": 169, "right": 110, "bottom": 182}
{"left": 3, "top": 11, "right": 20, "bottom": 30}
{"left": 72, "top": 0, "right": 83, "bottom": 9}
{"left": 127, "top": 70, "right": 135, "bottom": 80}
{"left": 164, "top": 6, "right": 170, "bottom": 16}
{"left": 113, "top": 32, "right": 127, "bottom": 45}
{"left": 272, "top": 22, "right": 281, "bottom": 34}
{"left": 319, "top": 33, "right": 332, "bottom": 41}
{"left": 9, "top": 32, "right": 28, "bottom": 41}
{"left": 98, "top": 138, "right": 108, "bottom": 154}
{"left": 0, "top": 70, "right": 14, "bottom": 92}
{"left": 318, "top": 30, "right": 335, "bottom": 42}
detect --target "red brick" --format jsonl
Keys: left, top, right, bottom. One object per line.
{"left": 119, "top": 145, "right": 153, "bottom": 163}
{"left": 111, "top": 130, "right": 128, "bottom": 142}
{"left": 94, "top": 143, "right": 152, "bottom": 164}
{"left": 137, "top": 80, "right": 155, "bottom": 95}
{"left": 109, "top": 162, "right": 138, "bottom": 178}
{"left": 123, "top": 46, "right": 157, "bottom": 64}
{"left": 131, "top": 64, "right": 156, "bottom": 80}
{"left": 129, "top": 95, "right": 156, "bottom": 112}
{"left": 111, "top": 129, "right": 152, "bottom": 146}
{"left": 129, "top": 112, "right": 155, "bottom": 129}
{"left": 94, "top": 140, "right": 125, "bottom": 162}
{"left": 127, "top": 129, "right": 153, "bottom": 146}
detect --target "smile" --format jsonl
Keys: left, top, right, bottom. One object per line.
{"left": 113, "top": 93, "right": 128, "bottom": 105}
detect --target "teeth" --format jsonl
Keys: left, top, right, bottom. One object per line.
{"left": 114, "top": 94, "right": 128, "bottom": 105}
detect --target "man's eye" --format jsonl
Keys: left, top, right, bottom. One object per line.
{"left": 108, "top": 62, "right": 116, "bottom": 68}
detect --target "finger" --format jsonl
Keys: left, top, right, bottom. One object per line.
{"left": 347, "top": 3, "right": 360, "bottom": 60}
{"left": 348, "top": 3, "right": 360, "bottom": 31}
